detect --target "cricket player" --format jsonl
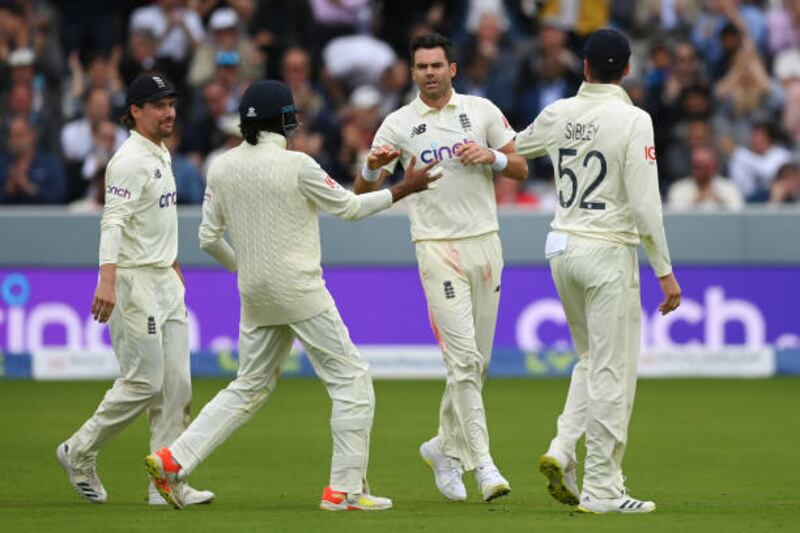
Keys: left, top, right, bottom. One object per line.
{"left": 515, "top": 29, "right": 682, "bottom": 513}
{"left": 354, "top": 33, "right": 529, "bottom": 502}
{"left": 56, "top": 74, "right": 214, "bottom": 506}
{"left": 144, "top": 80, "right": 440, "bottom": 511}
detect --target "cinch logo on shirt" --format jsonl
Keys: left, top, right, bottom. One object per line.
{"left": 106, "top": 185, "right": 131, "bottom": 199}
{"left": 159, "top": 191, "right": 177, "bottom": 208}
{"left": 420, "top": 139, "right": 475, "bottom": 163}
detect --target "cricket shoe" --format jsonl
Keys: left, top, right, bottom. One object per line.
{"left": 577, "top": 492, "right": 656, "bottom": 514}
{"left": 537, "top": 448, "right": 579, "bottom": 505}
{"left": 56, "top": 442, "right": 107, "bottom": 504}
{"left": 148, "top": 482, "right": 215, "bottom": 506}
{"left": 474, "top": 463, "right": 511, "bottom": 502}
{"left": 419, "top": 437, "right": 467, "bottom": 501}
{"left": 144, "top": 448, "right": 186, "bottom": 509}
{"left": 319, "top": 486, "right": 393, "bottom": 511}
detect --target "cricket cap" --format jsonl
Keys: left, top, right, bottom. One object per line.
{"left": 583, "top": 28, "right": 631, "bottom": 67}
{"left": 126, "top": 74, "right": 177, "bottom": 107}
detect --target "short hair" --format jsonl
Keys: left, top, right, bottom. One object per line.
{"left": 776, "top": 162, "right": 799, "bottom": 180}
{"left": 410, "top": 33, "right": 455, "bottom": 65}
{"left": 587, "top": 58, "right": 627, "bottom": 83}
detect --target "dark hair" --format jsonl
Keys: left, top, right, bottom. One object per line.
{"left": 587, "top": 58, "right": 628, "bottom": 83}
{"left": 410, "top": 33, "right": 455, "bottom": 65}
{"left": 121, "top": 108, "right": 136, "bottom": 130}
{"left": 240, "top": 117, "right": 284, "bottom": 145}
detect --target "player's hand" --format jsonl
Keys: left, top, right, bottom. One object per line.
{"left": 91, "top": 278, "right": 116, "bottom": 323}
{"left": 366, "top": 144, "right": 401, "bottom": 171}
{"left": 657, "top": 273, "right": 681, "bottom": 316}
{"left": 455, "top": 143, "right": 494, "bottom": 166}
{"left": 401, "top": 156, "right": 441, "bottom": 193}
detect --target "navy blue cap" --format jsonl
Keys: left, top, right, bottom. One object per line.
{"left": 126, "top": 74, "right": 177, "bottom": 107}
{"left": 239, "top": 80, "right": 297, "bottom": 123}
{"left": 583, "top": 28, "right": 631, "bottom": 67}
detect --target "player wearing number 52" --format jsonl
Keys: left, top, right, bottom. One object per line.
{"left": 515, "top": 29, "right": 682, "bottom": 514}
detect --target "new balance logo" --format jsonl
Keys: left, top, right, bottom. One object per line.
{"left": 147, "top": 316, "right": 156, "bottom": 335}
{"left": 443, "top": 281, "right": 455, "bottom": 299}
{"left": 458, "top": 113, "right": 472, "bottom": 132}
{"left": 246, "top": 107, "right": 257, "bottom": 118}
{"left": 411, "top": 123, "right": 427, "bottom": 137}
{"left": 154, "top": 168, "right": 162, "bottom": 179}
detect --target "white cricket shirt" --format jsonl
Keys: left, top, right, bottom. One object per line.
{"left": 200, "top": 133, "right": 392, "bottom": 326}
{"left": 100, "top": 130, "right": 178, "bottom": 269}
{"left": 372, "top": 90, "right": 516, "bottom": 241}
{"left": 515, "top": 82, "right": 673, "bottom": 277}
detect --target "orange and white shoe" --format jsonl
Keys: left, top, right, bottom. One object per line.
{"left": 144, "top": 448, "right": 185, "bottom": 510}
{"left": 319, "top": 486, "right": 393, "bottom": 511}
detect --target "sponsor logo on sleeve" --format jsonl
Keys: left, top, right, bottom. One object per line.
{"left": 645, "top": 145, "right": 657, "bottom": 162}
{"left": 106, "top": 186, "right": 132, "bottom": 200}
{"left": 324, "top": 176, "right": 340, "bottom": 189}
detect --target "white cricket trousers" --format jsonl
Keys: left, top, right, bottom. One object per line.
{"left": 170, "top": 306, "right": 375, "bottom": 494}
{"left": 66, "top": 267, "right": 191, "bottom": 467}
{"left": 416, "top": 232, "right": 503, "bottom": 471}
{"left": 548, "top": 235, "right": 641, "bottom": 499}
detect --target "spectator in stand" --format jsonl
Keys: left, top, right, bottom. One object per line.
{"left": 310, "top": 0, "right": 370, "bottom": 55}
{"left": 692, "top": 0, "right": 768, "bottom": 78}
{"left": 249, "top": 0, "right": 313, "bottom": 79}
{"left": 726, "top": 122, "right": 793, "bottom": 202}
{"left": 60, "top": 87, "right": 127, "bottom": 200}
{"left": 774, "top": 48, "right": 800, "bottom": 147}
{"left": 322, "top": 34, "right": 397, "bottom": 108}
{"left": 61, "top": 87, "right": 128, "bottom": 163}
{"left": 185, "top": 80, "right": 232, "bottom": 159}
{"left": 633, "top": 0, "right": 701, "bottom": 35}
{"left": 63, "top": 50, "right": 126, "bottom": 122}
{"left": 129, "top": 0, "right": 204, "bottom": 85}
{"left": 337, "top": 85, "right": 382, "bottom": 182}
{"left": 0, "top": 116, "right": 66, "bottom": 204}
{"left": 119, "top": 29, "right": 163, "bottom": 85}
{"left": 69, "top": 121, "right": 119, "bottom": 213}
{"left": 663, "top": 119, "right": 716, "bottom": 194}
{"left": 59, "top": 0, "right": 120, "bottom": 58}
{"left": 766, "top": 0, "right": 800, "bottom": 55}
{"left": 188, "top": 7, "right": 263, "bottom": 89}
{"left": 0, "top": 2, "right": 29, "bottom": 74}
{"left": 714, "top": 41, "right": 783, "bottom": 145}
{"left": 211, "top": 50, "right": 244, "bottom": 113}
{"left": 667, "top": 146, "right": 743, "bottom": 211}
{"left": 455, "top": 12, "right": 519, "bottom": 116}
{"left": 769, "top": 162, "right": 800, "bottom": 205}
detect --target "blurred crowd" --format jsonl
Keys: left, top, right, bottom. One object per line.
{"left": 1, "top": 0, "right": 799, "bottom": 212}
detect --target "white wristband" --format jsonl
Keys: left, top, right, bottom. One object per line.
{"left": 361, "top": 163, "right": 381, "bottom": 182}
{"left": 490, "top": 149, "right": 508, "bottom": 172}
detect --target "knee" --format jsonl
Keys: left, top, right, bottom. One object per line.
{"left": 126, "top": 375, "right": 164, "bottom": 399}
{"left": 448, "top": 352, "right": 483, "bottom": 386}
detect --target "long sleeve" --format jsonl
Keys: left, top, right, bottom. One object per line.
{"left": 298, "top": 157, "right": 392, "bottom": 220}
{"left": 515, "top": 105, "right": 555, "bottom": 159}
{"left": 622, "top": 112, "right": 672, "bottom": 277}
{"left": 198, "top": 176, "right": 237, "bottom": 272}
{"left": 100, "top": 156, "right": 147, "bottom": 230}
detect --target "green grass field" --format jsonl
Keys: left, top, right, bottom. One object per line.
{"left": 1, "top": 378, "right": 797, "bottom": 532}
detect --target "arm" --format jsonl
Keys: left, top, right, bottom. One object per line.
{"left": 515, "top": 107, "right": 553, "bottom": 160}
{"left": 622, "top": 112, "right": 681, "bottom": 315}
{"left": 299, "top": 156, "right": 439, "bottom": 221}
{"left": 92, "top": 225, "right": 122, "bottom": 323}
{"left": 198, "top": 178, "right": 237, "bottom": 272}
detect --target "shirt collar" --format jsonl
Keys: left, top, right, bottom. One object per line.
{"left": 411, "top": 89, "right": 462, "bottom": 116}
{"left": 577, "top": 82, "right": 632, "bottom": 105}
{"left": 256, "top": 131, "right": 287, "bottom": 149}
{"left": 130, "top": 129, "right": 171, "bottom": 163}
